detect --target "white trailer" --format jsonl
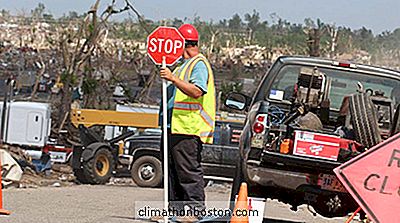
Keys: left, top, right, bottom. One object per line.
{"left": 0, "top": 101, "right": 51, "bottom": 147}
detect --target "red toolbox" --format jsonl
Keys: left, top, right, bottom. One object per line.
{"left": 293, "top": 130, "right": 341, "bottom": 161}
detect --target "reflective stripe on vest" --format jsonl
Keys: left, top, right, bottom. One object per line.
{"left": 172, "top": 55, "right": 203, "bottom": 81}
{"left": 183, "top": 56, "right": 205, "bottom": 81}
{"left": 200, "top": 131, "right": 214, "bottom": 138}
{"left": 173, "top": 102, "right": 214, "bottom": 128}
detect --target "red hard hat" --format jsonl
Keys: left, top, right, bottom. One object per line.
{"left": 178, "top": 24, "right": 199, "bottom": 41}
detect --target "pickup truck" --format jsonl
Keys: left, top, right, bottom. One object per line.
{"left": 225, "top": 56, "right": 400, "bottom": 218}
{"left": 123, "top": 119, "right": 244, "bottom": 187}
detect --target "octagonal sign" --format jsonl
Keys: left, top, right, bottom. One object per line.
{"left": 147, "top": 26, "right": 185, "bottom": 66}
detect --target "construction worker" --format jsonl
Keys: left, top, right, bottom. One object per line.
{"left": 159, "top": 23, "right": 216, "bottom": 221}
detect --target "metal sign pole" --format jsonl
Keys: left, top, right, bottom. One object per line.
{"left": 161, "top": 56, "right": 169, "bottom": 223}
{"left": 147, "top": 27, "right": 184, "bottom": 222}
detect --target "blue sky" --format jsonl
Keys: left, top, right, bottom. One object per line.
{"left": 1, "top": 0, "right": 399, "bottom": 34}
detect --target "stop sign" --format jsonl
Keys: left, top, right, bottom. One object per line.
{"left": 147, "top": 26, "right": 185, "bottom": 66}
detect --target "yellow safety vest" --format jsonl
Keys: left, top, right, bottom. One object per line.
{"left": 171, "top": 54, "right": 216, "bottom": 144}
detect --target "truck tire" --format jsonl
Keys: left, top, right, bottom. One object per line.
{"left": 74, "top": 169, "right": 90, "bottom": 184}
{"left": 349, "top": 93, "right": 381, "bottom": 148}
{"left": 82, "top": 147, "right": 114, "bottom": 184}
{"left": 390, "top": 104, "right": 400, "bottom": 136}
{"left": 229, "top": 157, "right": 245, "bottom": 210}
{"left": 131, "top": 156, "right": 162, "bottom": 187}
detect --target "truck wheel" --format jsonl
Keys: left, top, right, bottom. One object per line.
{"left": 349, "top": 93, "right": 381, "bottom": 148}
{"left": 82, "top": 147, "right": 114, "bottom": 184}
{"left": 131, "top": 156, "right": 162, "bottom": 187}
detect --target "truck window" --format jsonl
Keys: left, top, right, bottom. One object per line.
{"left": 268, "top": 66, "right": 298, "bottom": 101}
{"left": 267, "top": 65, "right": 400, "bottom": 110}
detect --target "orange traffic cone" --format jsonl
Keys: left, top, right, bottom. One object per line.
{"left": 345, "top": 207, "right": 361, "bottom": 223}
{"left": 230, "top": 182, "right": 249, "bottom": 223}
{"left": 0, "top": 158, "right": 11, "bottom": 215}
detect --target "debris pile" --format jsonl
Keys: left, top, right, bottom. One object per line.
{"left": 1, "top": 144, "right": 75, "bottom": 188}
{"left": 106, "top": 177, "right": 136, "bottom": 186}
{"left": 19, "top": 163, "right": 75, "bottom": 188}
{"left": 0, "top": 147, "right": 23, "bottom": 187}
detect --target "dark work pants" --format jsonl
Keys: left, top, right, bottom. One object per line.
{"left": 161, "top": 130, "right": 205, "bottom": 211}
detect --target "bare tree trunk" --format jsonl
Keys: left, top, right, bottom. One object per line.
{"left": 30, "top": 61, "right": 45, "bottom": 99}
{"left": 307, "top": 28, "right": 321, "bottom": 57}
{"left": 208, "top": 29, "right": 219, "bottom": 58}
{"left": 327, "top": 25, "right": 338, "bottom": 58}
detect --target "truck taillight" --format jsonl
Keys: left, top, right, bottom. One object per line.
{"left": 257, "top": 115, "right": 265, "bottom": 122}
{"left": 332, "top": 61, "right": 357, "bottom": 69}
{"left": 253, "top": 122, "right": 264, "bottom": 133}
{"left": 251, "top": 114, "right": 267, "bottom": 148}
{"left": 253, "top": 114, "right": 267, "bottom": 134}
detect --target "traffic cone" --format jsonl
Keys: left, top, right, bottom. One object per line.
{"left": 345, "top": 207, "right": 361, "bottom": 223}
{"left": 230, "top": 182, "right": 249, "bottom": 223}
{"left": 0, "top": 158, "right": 11, "bottom": 215}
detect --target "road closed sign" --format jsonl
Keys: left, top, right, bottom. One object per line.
{"left": 334, "top": 133, "right": 400, "bottom": 223}
{"left": 147, "top": 26, "right": 185, "bottom": 66}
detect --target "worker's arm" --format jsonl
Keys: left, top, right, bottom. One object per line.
{"left": 160, "top": 68, "right": 203, "bottom": 99}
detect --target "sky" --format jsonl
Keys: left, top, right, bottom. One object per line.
{"left": 1, "top": 0, "right": 399, "bottom": 34}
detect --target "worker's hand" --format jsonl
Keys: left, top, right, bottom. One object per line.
{"left": 160, "top": 68, "right": 176, "bottom": 83}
